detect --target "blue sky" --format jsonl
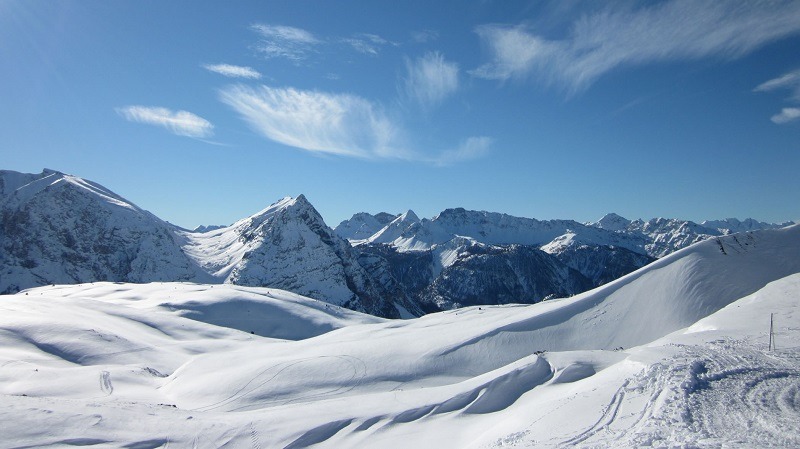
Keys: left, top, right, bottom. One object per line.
{"left": 2, "top": 0, "right": 799, "bottom": 228}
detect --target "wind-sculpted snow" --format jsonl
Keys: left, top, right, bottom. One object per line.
{"left": 1, "top": 226, "right": 799, "bottom": 447}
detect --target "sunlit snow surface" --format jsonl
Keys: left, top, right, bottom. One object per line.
{"left": 1, "top": 226, "right": 799, "bottom": 448}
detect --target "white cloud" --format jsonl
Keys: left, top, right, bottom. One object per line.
{"left": 411, "top": 30, "right": 439, "bottom": 44}
{"left": 755, "top": 69, "right": 800, "bottom": 124}
{"left": 251, "top": 24, "right": 321, "bottom": 62}
{"left": 470, "top": 25, "right": 554, "bottom": 82}
{"left": 116, "top": 106, "right": 213, "bottom": 138}
{"left": 219, "top": 84, "right": 491, "bottom": 164}
{"left": 433, "top": 137, "right": 493, "bottom": 166}
{"left": 471, "top": 1, "right": 800, "bottom": 93}
{"left": 755, "top": 68, "right": 800, "bottom": 101}
{"left": 771, "top": 107, "right": 800, "bottom": 124}
{"left": 342, "top": 33, "right": 392, "bottom": 55}
{"left": 219, "top": 84, "right": 402, "bottom": 159}
{"left": 403, "top": 51, "right": 459, "bottom": 109}
{"left": 203, "top": 63, "right": 262, "bottom": 79}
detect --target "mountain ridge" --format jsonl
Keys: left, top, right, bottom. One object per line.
{"left": 2, "top": 168, "right": 795, "bottom": 318}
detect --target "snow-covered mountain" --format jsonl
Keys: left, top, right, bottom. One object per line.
{"left": 0, "top": 169, "right": 210, "bottom": 293}
{"left": 0, "top": 169, "right": 420, "bottom": 317}
{"left": 587, "top": 212, "right": 794, "bottom": 258}
{"left": 336, "top": 208, "right": 792, "bottom": 300}
{"left": 702, "top": 217, "right": 794, "bottom": 234}
{"left": 333, "top": 211, "right": 398, "bottom": 241}
{"left": 336, "top": 209, "right": 657, "bottom": 304}
{"left": 2, "top": 168, "right": 793, "bottom": 319}
{"left": 192, "top": 224, "right": 226, "bottom": 233}
{"left": 358, "top": 237, "right": 592, "bottom": 313}
{"left": 2, "top": 224, "right": 799, "bottom": 447}
{"left": 341, "top": 209, "right": 792, "bottom": 261}
{"left": 178, "top": 195, "right": 418, "bottom": 318}
{"left": 346, "top": 207, "right": 648, "bottom": 254}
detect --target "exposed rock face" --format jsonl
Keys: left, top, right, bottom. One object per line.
{"left": 418, "top": 241, "right": 592, "bottom": 310}
{"left": 357, "top": 237, "right": 592, "bottom": 313}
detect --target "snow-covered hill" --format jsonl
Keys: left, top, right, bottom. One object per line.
{"left": 2, "top": 224, "right": 798, "bottom": 447}
{"left": 0, "top": 169, "right": 210, "bottom": 293}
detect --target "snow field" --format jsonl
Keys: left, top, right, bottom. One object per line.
{"left": 0, "top": 225, "right": 798, "bottom": 447}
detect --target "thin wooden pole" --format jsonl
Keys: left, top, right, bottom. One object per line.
{"left": 769, "top": 313, "right": 774, "bottom": 352}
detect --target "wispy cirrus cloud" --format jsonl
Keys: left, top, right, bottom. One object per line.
{"left": 251, "top": 24, "right": 394, "bottom": 62}
{"left": 471, "top": 1, "right": 800, "bottom": 93}
{"left": 251, "top": 24, "right": 321, "bottom": 62}
{"left": 402, "top": 51, "right": 459, "bottom": 109}
{"left": 218, "top": 84, "right": 490, "bottom": 164}
{"left": 432, "top": 137, "right": 493, "bottom": 166}
{"left": 471, "top": 25, "right": 551, "bottom": 82}
{"left": 410, "top": 29, "right": 439, "bottom": 44}
{"left": 755, "top": 69, "right": 800, "bottom": 124}
{"left": 203, "top": 63, "right": 261, "bottom": 79}
{"left": 342, "top": 33, "right": 393, "bottom": 56}
{"left": 219, "top": 84, "right": 401, "bottom": 159}
{"left": 116, "top": 106, "right": 213, "bottom": 138}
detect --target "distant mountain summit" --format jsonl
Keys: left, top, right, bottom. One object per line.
{"left": 333, "top": 211, "right": 399, "bottom": 241}
{"left": 588, "top": 212, "right": 631, "bottom": 232}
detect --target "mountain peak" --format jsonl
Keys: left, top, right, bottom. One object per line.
{"left": 399, "top": 209, "right": 419, "bottom": 222}
{"left": 374, "top": 212, "right": 399, "bottom": 225}
{"left": 591, "top": 213, "right": 631, "bottom": 231}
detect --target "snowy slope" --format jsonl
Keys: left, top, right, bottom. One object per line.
{"left": 0, "top": 169, "right": 210, "bottom": 293}
{"left": 1, "top": 225, "right": 798, "bottom": 448}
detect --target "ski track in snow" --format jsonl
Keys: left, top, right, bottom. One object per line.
{"left": 99, "top": 370, "right": 113, "bottom": 395}
{"left": 570, "top": 340, "right": 800, "bottom": 448}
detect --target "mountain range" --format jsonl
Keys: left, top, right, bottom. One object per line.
{"left": 1, "top": 169, "right": 793, "bottom": 317}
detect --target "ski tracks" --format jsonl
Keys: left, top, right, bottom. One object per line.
{"left": 99, "top": 370, "right": 113, "bottom": 395}
{"left": 570, "top": 340, "right": 800, "bottom": 448}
